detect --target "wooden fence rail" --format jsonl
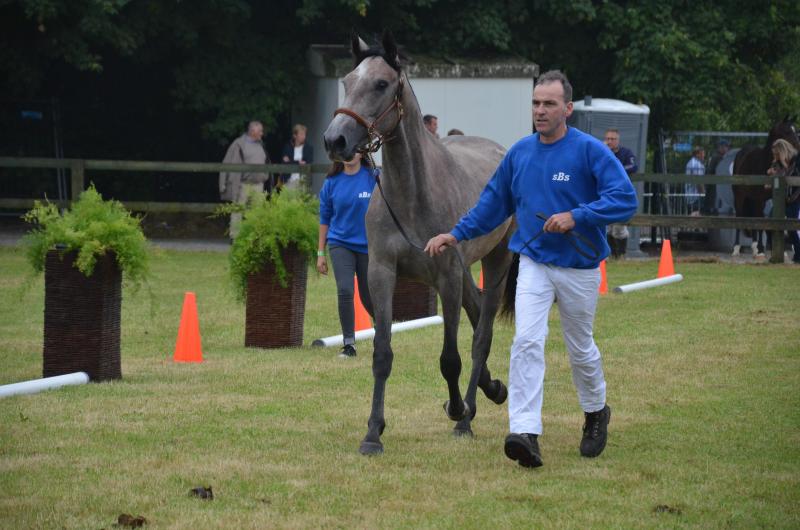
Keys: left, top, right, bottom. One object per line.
{"left": 2, "top": 157, "right": 799, "bottom": 263}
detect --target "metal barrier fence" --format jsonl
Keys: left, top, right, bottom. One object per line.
{"left": 651, "top": 130, "right": 768, "bottom": 217}
{"left": 1, "top": 157, "right": 799, "bottom": 263}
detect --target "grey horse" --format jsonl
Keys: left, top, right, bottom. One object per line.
{"left": 323, "top": 31, "right": 516, "bottom": 455}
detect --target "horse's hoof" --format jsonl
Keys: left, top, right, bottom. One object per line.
{"left": 359, "top": 440, "right": 384, "bottom": 456}
{"left": 443, "top": 400, "right": 470, "bottom": 421}
{"left": 490, "top": 379, "right": 508, "bottom": 405}
{"left": 453, "top": 426, "right": 474, "bottom": 438}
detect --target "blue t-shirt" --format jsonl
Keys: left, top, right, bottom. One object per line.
{"left": 319, "top": 166, "right": 377, "bottom": 254}
{"left": 451, "top": 127, "right": 638, "bottom": 268}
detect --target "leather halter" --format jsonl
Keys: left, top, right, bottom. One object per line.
{"left": 333, "top": 75, "right": 405, "bottom": 155}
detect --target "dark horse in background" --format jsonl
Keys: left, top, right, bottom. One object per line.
{"left": 323, "top": 31, "right": 515, "bottom": 455}
{"left": 732, "top": 116, "right": 799, "bottom": 257}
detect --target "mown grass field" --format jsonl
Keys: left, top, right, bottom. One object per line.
{"left": 1, "top": 245, "right": 798, "bottom": 529}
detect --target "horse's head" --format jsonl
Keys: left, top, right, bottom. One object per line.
{"left": 323, "top": 30, "right": 404, "bottom": 162}
{"left": 768, "top": 115, "right": 800, "bottom": 150}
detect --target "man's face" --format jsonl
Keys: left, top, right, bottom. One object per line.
{"left": 717, "top": 144, "right": 729, "bottom": 155}
{"left": 604, "top": 132, "right": 620, "bottom": 152}
{"left": 532, "top": 81, "right": 573, "bottom": 139}
{"left": 696, "top": 150, "right": 705, "bottom": 161}
{"left": 425, "top": 118, "right": 438, "bottom": 135}
{"left": 293, "top": 129, "right": 306, "bottom": 145}
{"left": 250, "top": 125, "right": 264, "bottom": 141}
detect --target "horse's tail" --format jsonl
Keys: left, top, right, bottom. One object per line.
{"left": 499, "top": 253, "right": 519, "bottom": 320}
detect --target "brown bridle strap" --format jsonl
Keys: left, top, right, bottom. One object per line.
{"left": 332, "top": 75, "right": 405, "bottom": 154}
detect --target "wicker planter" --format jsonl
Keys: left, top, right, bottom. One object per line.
{"left": 392, "top": 277, "right": 438, "bottom": 322}
{"left": 245, "top": 244, "right": 308, "bottom": 348}
{"left": 43, "top": 249, "right": 122, "bottom": 381}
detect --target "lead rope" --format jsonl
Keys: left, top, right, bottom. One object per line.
{"left": 369, "top": 160, "right": 601, "bottom": 292}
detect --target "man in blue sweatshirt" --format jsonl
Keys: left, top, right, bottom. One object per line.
{"left": 425, "top": 70, "right": 637, "bottom": 468}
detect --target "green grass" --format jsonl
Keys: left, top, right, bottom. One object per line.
{"left": 1, "top": 245, "right": 799, "bottom": 529}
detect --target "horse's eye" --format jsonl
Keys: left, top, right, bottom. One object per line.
{"left": 376, "top": 80, "right": 389, "bottom": 91}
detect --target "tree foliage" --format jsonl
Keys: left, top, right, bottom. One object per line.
{"left": 1, "top": 0, "right": 798, "bottom": 160}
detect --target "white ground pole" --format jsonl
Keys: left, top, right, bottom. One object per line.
{"left": 312, "top": 315, "right": 444, "bottom": 347}
{"left": 613, "top": 274, "right": 684, "bottom": 294}
{"left": 0, "top": 372, "right": 90, "bottom": 399}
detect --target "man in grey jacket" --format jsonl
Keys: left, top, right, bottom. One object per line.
{"left": 219, "top": 121, "right": 271, "bottom": 238}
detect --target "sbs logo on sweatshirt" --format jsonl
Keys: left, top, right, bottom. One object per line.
{"left": 552, "top": 171, "right": 570, "bottom": 182}
{"left": 358, "top": 191, "right": 371, "bottom": 199}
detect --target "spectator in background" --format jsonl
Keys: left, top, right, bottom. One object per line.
{"left": 767, "top": 138, "right": 800, "bottom": 263}
{"left": 447, "top": 128, "right": 464, "bottom": 136}
{"left": 704, "top": 139, "right": 730, "bottom": 213}
{"left": 603, "top": 128, "right": 638, "bottom": 258}
{"left": 423, "top": 114, "right": 439, "bottom": 138}
{"left": 219, "top": 120, "right": 271, "bottom": 238}
{"left": 281, "top": 123, "right": 314, "bottom": 189}
{"left": 684, "top": 147, "right": 706, "bottom": 215}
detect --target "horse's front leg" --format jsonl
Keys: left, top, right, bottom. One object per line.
{"left": 359, "top": 263, "right": 397, "bottom": 456}
{"left": 437, "top": 266, "right": 468, "bottom": 423}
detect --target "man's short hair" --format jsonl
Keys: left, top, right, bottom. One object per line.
{"left": 423, "top": 114, "right": 437, "bottom": 124}
{"left": 535, "top": 70, "right": 573, "bottom": 103}
{"left": 247, "top": 121, "right": 263, "bottom": 133}
{"left": 604, "top": 128, "right": 620, "bottom": 135}
{"left": 692, "top": 146, "right": 705, "bottom": 156}
{"left": 292, "top": 124, "right": 307, "bottom": 134}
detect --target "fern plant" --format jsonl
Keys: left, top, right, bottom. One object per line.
{"left": 23, "top": 185, "right": 150, "bottom": 291}
{"left": 219, "top": 189, "right": 318, "bottom": 300}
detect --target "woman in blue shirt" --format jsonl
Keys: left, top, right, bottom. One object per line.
{"left": 317, "top": 153, "right": 376, "bottom": 357}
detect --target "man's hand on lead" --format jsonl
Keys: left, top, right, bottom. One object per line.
{"left": 424, "top": 233, "right": 457, "bottom": 257}
{"left": 543, "top": 211, "right": 575, "bottom": 233}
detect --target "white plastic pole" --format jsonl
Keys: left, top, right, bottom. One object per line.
{"left": 0, "top": 372, "right": 90, "bottom": 399}
{"left": 613, "top": 274, "right": 683, "bottom": 294}
{"left": 312, "top": 315, "right": 444, "bottom": 347}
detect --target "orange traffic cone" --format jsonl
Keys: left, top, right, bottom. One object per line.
{"left": 479, "top": 268, "right": 484, "bottom": 291}
{"left": 174, "top": 292, "right": 203, "bottom": 363}
{"left": 657, "top": 239, "right": 675, "bottom": 278}
{"left": 599, "top": 259, "right": 608, "bottom": 295}
{"left": 354, "top": 276, "right": 371, "bottom": 331}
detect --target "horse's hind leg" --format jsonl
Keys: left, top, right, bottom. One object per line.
{"left": 455, "top": 248, "right": 512, "bottom": 435}
{"left": 359, "top": 265, "right": 397, "bottom": 456}
{"left": 437, "top": 267, "right": 468, "bottom": 424}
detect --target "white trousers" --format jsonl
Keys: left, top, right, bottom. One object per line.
{"left": 509, "top": 256, "right": 606, "bottom": 435}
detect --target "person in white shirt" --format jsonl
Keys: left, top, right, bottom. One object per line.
{"left": 684, "top": 147, "right": 706, "bottom": 215}
{"left": 281, "top": 124, "right": 314, "bottom": 188}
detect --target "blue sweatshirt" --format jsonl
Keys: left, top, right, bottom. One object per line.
{"left": 319, "top": 166, "right": 377, "bottom": 254}
{"left": 451, "top": 127, "right": 638, "bottom": 269}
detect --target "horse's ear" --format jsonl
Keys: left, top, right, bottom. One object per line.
{"left": 381, "top": 29, "right": 400, "bottom": 70}
{"left": 351, "top": 31, "right": 369, "bottom": 65}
